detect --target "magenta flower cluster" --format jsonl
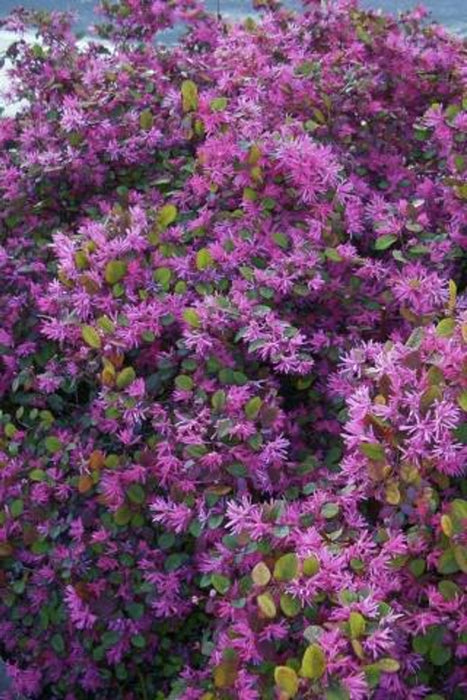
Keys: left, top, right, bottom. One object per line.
{"left": 0, "top": 1, "right": 466, "bottom": 698}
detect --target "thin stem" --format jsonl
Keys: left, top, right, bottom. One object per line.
{"left": 137, "top": 669, "right": 149, "bottom": 700}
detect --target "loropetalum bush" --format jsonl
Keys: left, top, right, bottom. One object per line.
{"left": 0, "top": 0, "right": 466, "bottom": 698}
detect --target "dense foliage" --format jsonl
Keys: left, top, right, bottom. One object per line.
{"left": 0, "top": 1, "right": 466, "bottom": 698}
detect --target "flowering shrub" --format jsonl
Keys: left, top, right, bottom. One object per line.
{"left": 0, "top": 0, "right": 466, "bottom": 698}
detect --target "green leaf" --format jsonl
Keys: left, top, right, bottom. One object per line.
{"left": 127, "top": 483, "right": 145, "bottom": 505}
{"left": 4, "top": 423, "right": 17, "bottom": 439}
{"left": 356, "top": 25, "right": 372, "bottom": 44}
{"left": 245, "top": 396, "right": 262, "bottom": 420}
{"left": 97, "top": 315, "right": 115, "bottom": 333}
{"left": 207, "top": 515, "right": 224, "bottom": 532}
{"left": 359, "top": 442, "right": 385, "bottom": 461}
{"left": 82, "top": 325, "right": 102, "bottom": 349}
{"left": 29, "top": 468, "right": 46, "bottom": 482}
{"left": 211, "top": 390, "right": 226, "bottom": 412}
{"left": 409, "top": 559, "right": 426, "bottom": 578}
{"left": 158, "top": 532, "right": 175, "bottom": 550}
{"left": 226, "top": 462, "right": 247, "bottom": 477}
{"left": 219, "top": 368, "right": 235, "bottom": 385}
{"left": 438, "top": 580, "right": 460, "bottom": 601}
{"left": 212, "top": 574, "right": 231, "bottom": 595}
{"left": 251, "top": 561, "right": 271, "bottom": 586}
{"left": 294, "top": 60, "right": 316, "bottom": 76}
{"left": 101, "top": 630, "right": 120, "bottom": 649}
{"left": 257, "top": 592, "right": 276, "bottom": 618}
{"left": 326, "top": 686, "right": 350, "bottom": 700}
{"left": 304, "top": 119, "right": 320, "bottom": 132}
{"left": 458, "top": 391, "right": 467, "bottom": 412}
{"left": 280, "top": 593, "right": 301, "bottom": 617}
{"left": 454, "top": 422, "right": 467, "bottom": 444}
{"left": 364, "top": 665, "right": 381, "bottom": 689}
{"left": 456, "top": 183, "right": 467, "bottom": 199}
{"left": 105, "top": 260, "right": 127, "bottom": 285}
{"left": 454, "top": 544, "right": 467, "bottom": 573}
{"left": 419, "top": 386, "right": 443, "bottom": 413}
{"left": 260, "top": 287, "right": 274, "bottom": 299}
{"left": 300, "top": 643, "right": 326, "bottom": 680}
{"left": 349, "top": 611, "right": 366, "bottom": 639}
{"left": 51, "top": 633, "right": 65, "bottom": 654}
{"left": 375, "top": 234, "right": 397, "bottom": 250}
{"left": 196, "top": 248, "right": 213, "bottom": 270}
{"left": 154, "top": 267, "right": 172, "bottom": 287}
{"left": 105, "top": 454, "right": 120, "bottom": 469}
{"left": 116, "top": 367, "right": 136, "bottom": 389}
{"left": 437, "top": 548, "right": 459, "bottom": 574}
{"left": 321, "top": 503, "right": 340, "bottom": 519}
{"left": 262, "top": 197, "right": 276, "bottom": 211}
{"left": 350, "top": 558, "right": 365, "bottom": 572}
{"left": 183, "top": 308, "right": 201, "bottom": 328}
{"left": 374, "top": 658, "right": 400, "bottom": 673}
{"left": 126, "top": 602, "right": 144, "bottom": 620}
{"left": 273, "top": 553, "right": 299, "bottom": 581}
{"left": 157, "top": 204, "right": 178, "bottom": 229}
{"left": 210, "top": 97, "right": 228, "bottom": 111}
{"left": 429, "top": 645, "right": 452, "bottom": 666}
{"left": 436, "top": 318, "right": 456, "bottom": 337}
{"left": 441, "top": 514, "right": 453, "bottom": 537}
{"left": 31, "top": 43, "right": 45, "bottom": 59}
{"left": 164, "top": 552, "right": 189, "bottom": 571}
{"left": 243, "top": 186, "right": 257, "bottom": 201}
{"left": 139, "top": 108, "right": 154, "bottom": 130}
{"left": 45, "top": 436, "right": 62, "bottom": 454}
{"left": 303, "top": 555, "right": 320, "bottom": 577}
{"left": 181, "top": 79, "right": 198, "bottom": 112}
{"left": 131, "top": 634, "right": 146, "bottom": 649}
{"left": 274, "top": 666, "right": 299, "bottom": 697}
{"left": 114, "top": 506, "right": 132, "bottom": 526}
{"left": 233, "top": 371, "right": 248, "bottom": 386}
{"left": 272, "top": 232, "right": 289, "bottom": 249}
{"left": 413, "top": 634, "right": 431, "bottom": 655}
{"left": 406, "top": 327, "right": 424, "bottom": 349}
{"left": 324, "top": 247, "right": 342, "bottom": 262}
{"left": 10, "top": 499, "right": 24, "bottom": 518}
{"left": 175, "top": 375, "right": 194, "bottom": 391}
{"left": 450, "top": 500, "right": 467, "bottom": 532}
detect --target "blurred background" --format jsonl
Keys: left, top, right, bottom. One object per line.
{"left": 0, "top": 0, "right": 466, "bottom": 36}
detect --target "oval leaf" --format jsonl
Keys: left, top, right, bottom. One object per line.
{"left": 349, "top": 611, "right": 366, "bottom": 639}
{"left": 257, "top": 592, "right": 276, "bottom": 618}
{"left": 181, "top": 79, "right": 199, "bottom": 112}
{"left": 273, "top": 553, "right": 299, "bottom": 582}
{"left": 300, "top": 644, "right": 326, "bottom": 680}
{"left": 183, "top": 308, "right": 201, "bottom": 328}
{"left": 212, "top": 574, "right": 231, "bottom": 595}
{"left": 196, "top": 248, "right": 213, "bottom": 271}
{"left": 280, "top": 593, "right": 301, "bottom": 617}
{"left": 245, "top": 396, "right": 262, "bottom": 420}
{"left": 274, "top": 666, "right": 299, "bottom": 697}
{"left": 303, "top": 555, "right": 320, "bottom": 577}
{"left": 139, "top": 108, "right": 154, "bottom": 130}
{"left": 105, "top": 260, "right": 127, "bottom": 285}
{"left": 116, "top": 367, "right": 136, "bottom": 389}
{"left": 82, "top": 325, "right": 101, "bottom": 350}
{"left": 157, "top": 204, "right": 178, "bottom": 229}
{"left": 436, "top": 318, "right": 455, "bottom": 337}
{"left": 375, "top": 234, "right": 397, "bottom": 250}
{"left": 251, "top": 561, "right": 271, "bottom": 586}
{"left": 375, "top": 658, "right": 400, "bottom": 673}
